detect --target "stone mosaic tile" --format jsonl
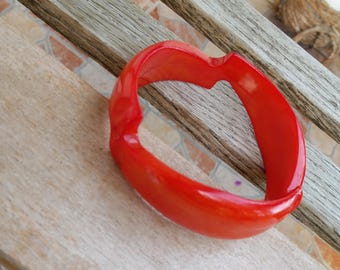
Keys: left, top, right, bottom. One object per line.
{"left": 275, "top": 216, "right": 313, "bottom": 252}
{"left": 309, "top": 241, "right": 326, "bottom": 267}
{"left": 202, "top": 41, "right": 225, "bottom": 57}
{"left": 46, "top": 24, "right": 88, "bottom": 56}
{"left": 49, "top": 35, "right": 84, "bottom": 71}
{"left": 212, "top": 163, "right": 263, "bottom": 199}
{"left": 0, "top": 0, "right": 10, "bottom": 13}
{"left": 140, "top": 110, "right": 181, "bottom": 148}
{"left": 37, "top": 40, "right": 49, "bottom": 54}
{"left": 314, "top": 235, "right": 340, "bottom": 270}
{"left": 79, "top": 59, "right": 117, "bottom": 98}
{"left": 149, "top": 6, "right": 160, "bottom": 20}
{"left": 174, "top": 142, "right": 188, "bottom": 159}
{"left": 132, "top": 0, "right": 159, "bottom": 11}
{"left": 1, "top": 6, "right": 46, "bottom": 43}
{"left": 149, "top": 2, "right": 207, "bottom": 49}
{"left": 183, "top": 137, "right": 217, "bottom": 175}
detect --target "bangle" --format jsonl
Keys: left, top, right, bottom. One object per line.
{"left": 109, "top": 41, "right": 306, "bottom": 238}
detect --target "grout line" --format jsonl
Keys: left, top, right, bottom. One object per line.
{"left": 75, "top": 57, "right": 90, "bottom": 75}
{"left": 48, "top": 30, "right": 88, "bottom": 60}
{"left": 34, "top": 33, "right": 49, "bottom": 48}
{"left": 156, "top": 1, "right": 187, "bottom": 23}
{"left": 74, "top": 57, "right": 90, "bottom": 75}
{"left": 209, "top": 160, "right": 221, "bottom": 180}
{"left": 306, "top": 240, "right": 314, "bottom": 254}
{"left": 329, "top": 143, "right": 337, "bottom": 158}
{"left": 139, "top": 97, "right": 151, "bottom": 113}
{"left": 199, "top": 39, "right": 210, "bottom": 51}
{"left": 173, "top": 142, "right": 181, "bottom": 152}
{"left": 34, "top": 39, "right": 47, "bottom": 51}
{"left": 145, "top": 0, "right": 160, "bottom": 14}
{"left": 171, "top": 133, "right": 183, "bottom": 150}
{"left": 178, "top": 135, "right": 190, "bottom": 160}
{"left": 0, "top": 1, "right": 15, "bottom": 16}
{"left": 142, "top": 106, "right": 150, "bottom": 119}
{"left": 305, "top": 239, "right": 314, "bottom": 254}
{"left": 45, "top": 31, "right": 54, "bottom": 57}
{"left": 185, "top": 134, "right": 218, "bottom": 165}
{"left": 308, "top": 241, "right": 329, "bottom": 269}
{"left": 305, "top": 121, "right": 312, "bottom": 141}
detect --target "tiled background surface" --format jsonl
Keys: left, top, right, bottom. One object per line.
{"left": 0, "top": 0, "right": 339, "bottom": 269}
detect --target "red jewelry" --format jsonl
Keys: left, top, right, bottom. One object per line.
{"left": 109, "top": 41, "right": 306, "bottom": 238}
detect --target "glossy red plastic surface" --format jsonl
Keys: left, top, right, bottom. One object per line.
{"left": 109, "top": 41, "right": 306, "bottom": 238}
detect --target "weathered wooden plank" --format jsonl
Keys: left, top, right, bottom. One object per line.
{"left": 0, "top": 22, "right": 325, "bottom": 270}
{"left": 162, "top": 0, "right": 340, "bottom": 143}
{"left": 299, "top": 144, "right": 340, "bottom": 248}
{"left": 17, "top": 0, "right": 340, "bottom": 251}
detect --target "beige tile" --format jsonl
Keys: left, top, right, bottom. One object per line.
{"left": 140, "top": 110, "right": 181, "bottom": 147}
{"left": 46, "top": 27, "right": 88, "bottom": 58}
{"left": 132, "top": 0, "right": 158, "bottom": 11}
{"left": 308, "top": 242, "right": 326, "bottom": 267}
{"left": 1, "top": 7, "right": 46, "bottom": 43}
{"left": 213, "top": 164, "right": 263, "bottom": 198}
{"left": 79, "top": 60, "right": 116, "bottom": 98}
{"left": 161, "top": 18, "right": 206, "bottom": 48}
{"left": 314, "top": 235, "right": 340, "bottom": 270}
{"left": 153, "top": 2, "right": 179, "bottom": 19}
{"left": 49, "top": 35, "right": 83, "bottom": 71}
{"left": 175, "top": 144, "right": 187, "bottom": 159}
{"left": 309, "top": 123, "right": 337, "bottom": 156}
{"left": 275, "top": 216, "right": 313, "bottom": 251}
{"left": 152, "top": 3, "right": 207, "bottom": 48}
{"left": 183, "top": 138, "right": 216, "bottom": 175}
{"left": 202, "top": 41, "right": 225, "bottom": 57}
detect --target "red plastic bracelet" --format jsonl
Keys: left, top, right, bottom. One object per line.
{"left": 109, "top": 41, "right": 306, "bottom": 238}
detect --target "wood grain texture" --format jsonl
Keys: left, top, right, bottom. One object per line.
{"left": 17, "top": 0, "right": 340, "bottom": 251}
{"left": 162, "top": 0, "right": 340, "bottom": 143}
{"left": 0, "top": 22, "right": 326, "bottom": 270}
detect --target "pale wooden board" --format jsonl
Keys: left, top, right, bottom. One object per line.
{"left": 17, "top": 0, "right": 340, "bottom": 250}
{"left": 162, "top": 0, "right": 340, "bottom": 143}
{"left": 0, "top": 22, "right": 326, "bottom": 270}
